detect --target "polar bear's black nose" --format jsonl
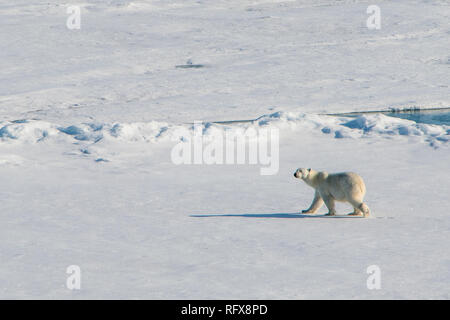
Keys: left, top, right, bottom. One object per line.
{"left": 293, "top": 173, "right": 296, "bottom": 177}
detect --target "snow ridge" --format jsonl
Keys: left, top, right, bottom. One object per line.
{"left": 0, "top": 113, "right": 448, "bottom": 148}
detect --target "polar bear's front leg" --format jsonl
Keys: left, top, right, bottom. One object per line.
{"left": 302, "top": 190, "right": 323, "bottom": 214}
{"left": 322, "top": 195, "right": 336, "bottom": 216}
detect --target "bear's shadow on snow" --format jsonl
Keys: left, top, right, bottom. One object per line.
{"left": 190, "top": 213, "right": 362, "bottom": 219}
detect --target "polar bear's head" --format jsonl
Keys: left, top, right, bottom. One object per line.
{"left": 294, "top": 168, "right": 311, "bottom": 180}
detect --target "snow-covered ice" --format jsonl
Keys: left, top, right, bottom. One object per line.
{"left": 0, "top": 0, "right": 449, "bottom": 299}
{"left": 1, "top": 0, "right": 449, "bottom": 123}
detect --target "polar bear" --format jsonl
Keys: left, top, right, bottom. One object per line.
{"left": 294, "top": 168, "right": 370, "bottom": 217}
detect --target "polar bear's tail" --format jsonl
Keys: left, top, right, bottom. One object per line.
{"left": 359, "top": 203, "right": 370, "bottom": 218}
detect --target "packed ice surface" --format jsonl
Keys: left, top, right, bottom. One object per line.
{"left": 1, "top": 116, "right": 449, "bottom": 299}
{"left": 0, "top": 0, "right": 449, "bottom": 299}
{"left": 1, "top": 0, "right": 449, "bottom": 124}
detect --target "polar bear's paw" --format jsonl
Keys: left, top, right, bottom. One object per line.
{"left": 359, "top": 203, "right": 371, "bottom": 218}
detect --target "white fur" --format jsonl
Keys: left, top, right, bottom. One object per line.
{"left": 294, "top": 168, "right": 370, "bottom": 217}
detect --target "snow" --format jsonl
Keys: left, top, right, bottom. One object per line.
{"left": 1, "top": 0, "right": 449, "bottom": 123}
{"left": 0, "top": 0, "right": 449, "bottom": 299}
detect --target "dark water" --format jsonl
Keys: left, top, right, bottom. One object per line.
{"left": 386, "top": 111, "right": 450, "bottom": 125}
{"left": 175, "top": 64, "right": 205, "bottom": 69}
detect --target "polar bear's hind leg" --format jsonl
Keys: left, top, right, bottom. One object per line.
{"left": 359, "top": 203, "right": 370, "bottom": 218}
{"left": 348, "top": 199, "right": 370, "bottom": 217}
{"left": 349, "top": 207, "right": 363, "bottom": 216}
